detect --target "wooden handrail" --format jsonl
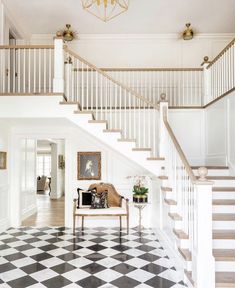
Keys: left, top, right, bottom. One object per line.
{"left": 163, "top": 107, "right": 197, "bottom": 183}
{"left": 0, "top": 45, "right": 54, "bottom": 49}
{"left": 73, "top": 68, "right": 203, "bottom": 72}
{"left": 207, "top": 38, "right": 235, "bottom": 69}
{"left": 65, "top": 47, "right": 159, "bottom": 110}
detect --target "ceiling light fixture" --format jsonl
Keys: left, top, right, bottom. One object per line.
{"left": 81, "top": 0, "right": 129, "bottom": 22}
{"left": 182, "top": 23, "right": 194, "bottom": 40}
{"left": 57, "top": 24, "right": 78, "bottom": 42}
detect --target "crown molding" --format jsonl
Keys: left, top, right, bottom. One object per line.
{"left": 31, "top": 33, "right": 235, "bottom": 42}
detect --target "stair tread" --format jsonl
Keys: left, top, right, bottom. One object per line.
{"left": 178, "top": 248, "right": 192, "bottom": 261}
{"left": 164, "top": 199, "right": 177, "bottom": 205}
{"left": 88, "top": 120, "right": 107, "bottom": 124}
{"left": 159, "top": 176, "right": 168, "bottom": 180}
{"left": 173, "top": 229, "right": 189, "bottom": 239}
{"left": 147, "top": 157, "right": 165, "bottom": 161}
{"left": 216, "top": 272, "right": 235, "bottom": 287}
{"left": 118, "top": 139, "right": 136, "bottom": 142}
{"left": 213, "top": 200, "right": 235, "bottom": 205}
{"left": 168, "top": 213, "right": 182, "bottom": 221}
{"left": 184, "top": 270, "right": 194, "bottom": 286}
{"left": 200, "top": 176, "right": 235, "bottom": 180}
{"left": 192, "top": 166, "right": 229, "bottom": 170}
{"left": 161, "top": 186, "right": 172, "bottom": 192}
{"left": 213, "top": 187, "right": 235, "bottom": 192}
{"left": 213, "top": 249, "right": 235, "bottom": 261}
{"left": 132, "top": 148, "right": 151, "bottom": 151}
{"left": 213, "top": 214, "right": 235, "bottom": 221}
{"left": 103, "top": 129, "right": 122, "bottom": 133}
{"left": 213, "top": 230, "right": 235, "bottom": 239}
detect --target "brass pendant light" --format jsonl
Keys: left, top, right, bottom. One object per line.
{"left": 183, "top": 23, "right": 194, "bottom": 40}
{"left": 81, "top": 0, "right": 129, "bottom": 22}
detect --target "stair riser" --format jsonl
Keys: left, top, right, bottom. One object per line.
{"left": 213, "top": 192, "right": 235, "bottom": 200}
{"left": 175, "top": 237, "right": 189, "bottom": 249}
{"left": 213, "top": 239, "right": 235, "bottom": 249}
{"left": 168, "top": 216, "right": 182, "bottom": 229}
{"left": 212, "top": 180, "right": 235, "bottom": 187}
{"left": 213, "top": 206, "right": 235, "bottom": 213}
{"left": 215, "top": 262, "right": 235, "bottom": 272}
{"left": 164, "top": 203, "right": 178, "bottom": 213}
{"left": 213, "top": 221, "right": 235, "bottom": 229}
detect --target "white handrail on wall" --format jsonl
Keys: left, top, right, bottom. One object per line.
{"left": 159, "top": 97, "right": 215, "bottom": 288}
{"left": 0, "top": 45, "right": 54, "bottom": 94}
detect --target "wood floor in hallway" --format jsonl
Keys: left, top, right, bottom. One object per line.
{"left": 22, "top": 193, "right": 65, "bottom": 227}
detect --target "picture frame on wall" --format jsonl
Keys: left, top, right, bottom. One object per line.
{"left": 0, "top": 152, "right": 7, "bottom": 170}
{"left": 77, "top": 152, "right": 101, "bottom": 180}
{"left": 58, "top": 154, "right": 65, "bottom": 169}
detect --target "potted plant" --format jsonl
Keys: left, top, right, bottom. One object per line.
{"left": 127, "top": 175, "right": 149, "bottom": 203}
{"left": 132, "top": 185, "right": 148, "bottom": 203}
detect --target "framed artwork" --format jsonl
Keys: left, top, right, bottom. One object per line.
{"left": 58, "top": 154, "right": 65, "bottom": 169}
{"left": 0, "top": 152, "right": 7, "bottom": 170}
{"left": 77, "top": 152, "right": 101, "bottom": 180}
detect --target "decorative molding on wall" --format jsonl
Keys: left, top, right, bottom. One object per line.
{"left": 21, "top": 203, "right": 37, "bottom": 221}
{"left": 30, "top": 33, "right": 235, "bottom": 42}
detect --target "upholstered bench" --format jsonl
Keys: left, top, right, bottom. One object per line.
{"left": 73, "top": 183, "right": 129, "bottom": 234}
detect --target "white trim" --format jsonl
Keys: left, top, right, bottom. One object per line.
{"left": 31, "top": 33, "right": 235, "bottom": 41}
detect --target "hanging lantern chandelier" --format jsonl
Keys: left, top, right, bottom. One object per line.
{"left": 81, "top": 0, "right": 129, "bottom": 22}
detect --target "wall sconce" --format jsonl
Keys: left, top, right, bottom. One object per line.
{"left": 182, "top": 23, "right": 194, "bottom": 40}
{"left": 56, "top": 24, "right": 78, "bottom": 42}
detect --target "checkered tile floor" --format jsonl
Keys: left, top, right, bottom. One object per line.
{"left": 0, "top": 227, "right": 187, "bottom": 288}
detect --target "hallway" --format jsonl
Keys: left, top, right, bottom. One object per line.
{"left": 22, "top": 194, "right": 65, "bottom": 227}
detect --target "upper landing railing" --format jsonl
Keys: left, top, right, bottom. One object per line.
{"left": 0, "top": 37, "right": 234, "bottom": 108}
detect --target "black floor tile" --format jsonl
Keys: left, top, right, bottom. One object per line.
{"left": 145, "top": 275, "right": 176, "bottom": 288}
{"left": 0, "top": 262, "right": 16, "bottom": 273}
{"left": 85, "top": 252, "right": 106, "bottom": 262}
{"left": 7, "top": 275, "right": 37, "bottom": 288}
{"left": 76, "top": 275, "right": 106, "bottom": 288}
{"left": 31, "top": 252, "right": 53, "bottom": 262}
{"left": 58, "top": 252, "right": 80, "bottom": 261}
{"left": 81, "top": 262, "right": 106, "bottom": 274}
{"left": 111, "top": 263, "right": 136, "bottom": 275}
{"left": 4, "top": 252, "right": 26, "bottom": 261}
{"left": 21, "top": 263, "right": 46, "bottom": 274}
{"left": 42, "top": 275, "right": 72, "bottom": 288}
{"left": 141, "top": 263, "right": 168, "bottom": 274}
{"left": 111, "top": 276, "right": 141, "bottom": 288}
{"left": 51, "top": 263, "right": 76, "bottom": 274}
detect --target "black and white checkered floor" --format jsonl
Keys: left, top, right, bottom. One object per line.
{"left": 0, "top": 227, "right": 187, "bottom": 288}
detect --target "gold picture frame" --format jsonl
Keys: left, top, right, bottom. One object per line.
{"left": 0, "top": 152, "right": 7, "bottom": 170}
{"left": 77, "top": 152, "right": 101, "bottom": 180}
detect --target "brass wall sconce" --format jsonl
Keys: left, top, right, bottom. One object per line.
{"left": 56, "top": 24, "right": 78, "bottom": 42}
{"left": 182, "top": 23, "right": 194, "bottom": 40}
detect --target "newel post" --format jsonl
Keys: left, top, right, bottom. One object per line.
{"left": 201, "top": 56, "right": 211, "bottom": 106}
{"left": 193, "top": 167, "right": 215, "bottom": 288}
{"left": 53, "top": 36, "right": 64, "bottom": 93}
{"left": 158, "top": 93, "right": 168, "bottom": 158}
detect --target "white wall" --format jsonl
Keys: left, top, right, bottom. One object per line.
{"left": 20, "top": 139, "right": 37, "bottom": 221}
{"left": 204, "top": 91, "right": 235, "bottom": 170}
{"left": 30, "top": 34, "right": 235, "bottom": 68}
{"left": 169, "top": 109, "right": 205, "bottom": 165}
{"left": 0, "top": 124, "right": 9, "bottom": 232}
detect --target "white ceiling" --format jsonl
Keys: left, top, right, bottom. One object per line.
{"left": 5, "top": 0, "right": 235, "bottom": 36}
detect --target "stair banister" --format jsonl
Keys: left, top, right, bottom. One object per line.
{"left": 53, "top": 37, "right": 65, "bottom": 93}
{"left": 159, "top": 96, "right": 215, "bottom": 288}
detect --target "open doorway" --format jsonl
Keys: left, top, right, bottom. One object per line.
{"left": 21, "top": 139, "right": 65, "bottom": 227}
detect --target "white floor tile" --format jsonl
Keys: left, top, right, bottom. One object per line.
{"left": 63, "top": 268, "right": 90, "bottom": 282}
{"left": 126, "top": 268, "right": 155, "bottom": 283}
{"left": 30, "top": 268, "right": 58, "bottom": 282}
{"left": 1, "top": 268, "right": 27, "bottom": 282}
{"left": 95, "top": 268, "right": 122, "bottom": 282}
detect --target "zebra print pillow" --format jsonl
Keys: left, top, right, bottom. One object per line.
{"left": 90, "top": 191, "right": 109, "bottom": 209}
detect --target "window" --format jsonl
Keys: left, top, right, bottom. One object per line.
{"left": 37, "top": 154, "right": 51, "bottom": 177}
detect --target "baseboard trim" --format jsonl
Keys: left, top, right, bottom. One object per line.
{"left": 21, "top": 204, "right": 37, "bottom": 221}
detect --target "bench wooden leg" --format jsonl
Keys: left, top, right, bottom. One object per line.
{"left": 82, "top": 216, "right": 84, "bottom": 231}
{"left": 73, "top": 214, "right": 76, "bottom": 235}
{"left": 127, "top": 215, "right": 129, "bottom": 234}
{"left": 119, "top": 216, "right": 122, "bottom": 231}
